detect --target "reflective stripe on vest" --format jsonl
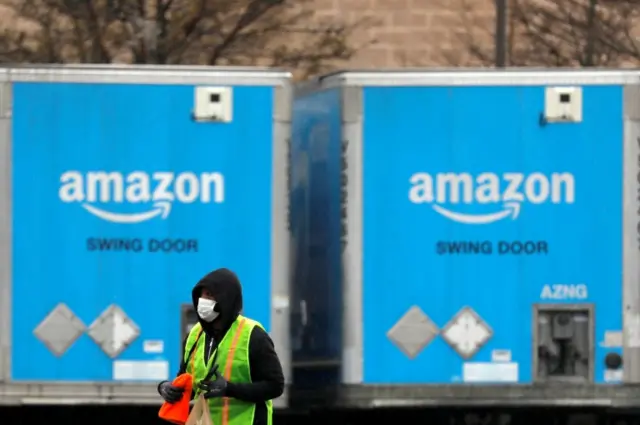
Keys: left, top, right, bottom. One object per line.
{"left": 184, "top": 316, "right": 273, "bottom": 425}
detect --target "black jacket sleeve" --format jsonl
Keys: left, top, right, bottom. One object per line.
{"left": 225, "top": 326, "right": 285, "bottom": 402}
{"left": 157, "top": 336, "right": 189, "bottom": 397}
{"left": 177, "top": 336, "right": 189, "bottom": 375}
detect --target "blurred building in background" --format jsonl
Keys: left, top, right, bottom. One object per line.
{"left": 1, "top": 0, "right": 639, "bottom": 76}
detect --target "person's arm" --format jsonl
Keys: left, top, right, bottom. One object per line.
{"left": 225, "top": 327, "right": 285, "bottom": 402}
{"left": 157, "top": 336, "right": 189, "bottom": 395}
{"left": 177, "top": 336, "right": 189, "bottom": 375}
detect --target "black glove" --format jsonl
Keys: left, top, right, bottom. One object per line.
{"left": 158, "top": 380, "right": 185, "bottom": 403}
{"left": 198, "top": 369, "right": 228, "bottom": 399}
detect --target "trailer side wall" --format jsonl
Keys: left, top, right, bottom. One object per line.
{"left": 358, "top": 84, "right": 623, "bottom": 384}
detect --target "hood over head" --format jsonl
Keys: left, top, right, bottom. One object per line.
{"left": 192, "top": 268, "right": 243, "bottom": 337}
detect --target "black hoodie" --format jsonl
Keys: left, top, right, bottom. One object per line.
{"left": 191, "top": 268, "right": 244, "bottom": 344}
{"left": 176, "top": 268, "right": 284, "bottom": 425}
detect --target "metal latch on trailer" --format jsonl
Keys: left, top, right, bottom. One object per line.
{"left": 193, "top": 86, "right": 233, "bottom": 123}
{"left": 543, "top": 86, "right": 582, "bottom": 124}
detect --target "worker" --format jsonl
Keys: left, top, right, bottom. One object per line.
{"left": 157, "top": 268, "right": 285, "bottom": 425}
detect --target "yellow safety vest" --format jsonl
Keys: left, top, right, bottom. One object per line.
{"left": 184, "top": 316, "right": 273, "bottom": 425}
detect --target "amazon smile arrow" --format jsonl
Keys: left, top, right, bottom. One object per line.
{"left": 432, "top": 202, "right": 521, "bottom": 225}
{"left": 81, "top": 201, "right": 172, "bottom": 224}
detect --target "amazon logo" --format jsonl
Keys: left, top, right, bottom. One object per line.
{"left": 408, "top": 171, "right": 575, "bottom": 225}
{"left": 58, "top": 170, "right": 225, "bottom": 224}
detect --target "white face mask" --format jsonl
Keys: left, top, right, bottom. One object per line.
{"left": 197, "top": 298, "right": 219, "bottom": 322}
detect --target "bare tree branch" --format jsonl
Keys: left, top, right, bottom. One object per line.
{"left": 0, "top": 0, "right": 372, "bottom": 76}
{"left": 434, "top": 0, "right": 640, "bottom": 67}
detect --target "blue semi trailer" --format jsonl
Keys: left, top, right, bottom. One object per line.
{"left": 290, "top": 70, "right": 640, "bottom": 407}
{"left": 0, "top": 65, "right": 291, "bottom": 406}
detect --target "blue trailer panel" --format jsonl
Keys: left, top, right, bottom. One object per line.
{"left": 0, "top": 65, "right": 291, "bottom": 405}
{"left": 291, "top": 70, "right": 640, "bottom": 407}
{"left": 362, "top": 84, "right": 619, "bottom": 384}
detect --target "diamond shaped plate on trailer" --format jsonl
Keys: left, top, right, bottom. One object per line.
{"left": 386, "top": 306, "right": 439, "bottom": 359}
{"left": 441, "top": 307, "right": 493, "bottom": 359}
{"left": 87, "top": 305, "right": 140, "bottom": 358}
{"left": 33, "top": 303, "right": 86, "bottom": 356}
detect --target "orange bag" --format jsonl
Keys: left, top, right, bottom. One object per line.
{"left": 158, "top": 373, "right": 194, "bottom": 425}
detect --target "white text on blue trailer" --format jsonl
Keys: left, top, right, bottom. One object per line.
{"left": 290, "top": 69, "right": 640, "bottom": 407}
{"left": 0, "top": 65, "right": 292, "bottom": 407}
